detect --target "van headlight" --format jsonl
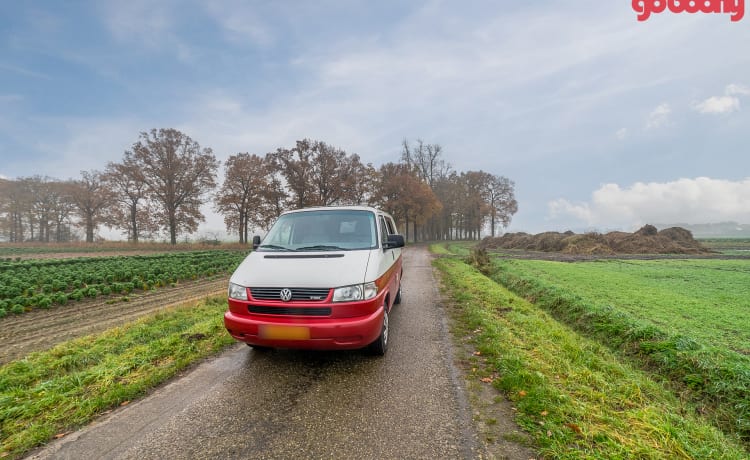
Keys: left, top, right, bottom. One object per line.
{"left": 333, "top": 282, "right": 377, "bottom": 302}
{"left": 228, "top": 282, "right": 248, "bottom": 300}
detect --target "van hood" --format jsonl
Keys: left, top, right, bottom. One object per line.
{"left": 230, "top": 250, "right": 372, "bottom": 288}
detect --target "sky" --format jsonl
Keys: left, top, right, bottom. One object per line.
{"left": 1, "top": 1, "right": 749, "bottom": 239}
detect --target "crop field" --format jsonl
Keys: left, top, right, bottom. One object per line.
{"left": 0, "top": 250, "right": 247, "bottom": 317}
{"left": 0, "top": 242, "right": 246, "bottom": 260}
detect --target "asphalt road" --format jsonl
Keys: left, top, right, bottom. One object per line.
{"left": 28, "top": 246, "right": 482, "bottom": 459}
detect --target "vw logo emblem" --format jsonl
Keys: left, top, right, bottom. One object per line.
{"left": 279, "top": 288, "right": 293, "bottom": 302}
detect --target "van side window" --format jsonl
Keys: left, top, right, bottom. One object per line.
{"left": 385, "top": 217, "right": 396, "bottom": 235}
{"left": 379, "top": 216, "right": 389, "bottom": 246}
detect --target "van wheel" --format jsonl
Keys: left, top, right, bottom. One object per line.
{"left": 394, "top": 283, "right": 402, "bottom": 305}
{"left": 368, "top": 308, "right": 389, "bottom": 356}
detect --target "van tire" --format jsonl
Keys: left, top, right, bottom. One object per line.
{"left": 394, "top": 283, "right": 402, "bottom": 305}
{"left": 368, "top": 308, "right": 389, "bottom": 356}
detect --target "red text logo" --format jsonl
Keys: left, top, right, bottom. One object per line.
{"left": 632, "top": 0, "right": 745, "bottom": 22}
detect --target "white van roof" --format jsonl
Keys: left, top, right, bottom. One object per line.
{"left": 281, "top": 206, "right": 393, "bottom": 218}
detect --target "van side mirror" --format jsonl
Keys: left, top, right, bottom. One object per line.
{"left": 252, "top": 235, "right": 261, "bottom": 250}
{"left": 384, "top": 234, "right": 405, "bottom": 249}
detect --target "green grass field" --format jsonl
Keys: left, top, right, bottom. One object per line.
{"left": 435, "top": 257, "right": 748, "bottom": 458}
{"left": 495, "top": 259, "right": 750, "bottom": 353}
{"left": 700, "top": 238, "right": 750, "bottom": 256}
{"left": 485, "top": 256, "right": 750, "bottom": 446}
{"left": 0, "top": 296, "right": 236, "bottom": 459}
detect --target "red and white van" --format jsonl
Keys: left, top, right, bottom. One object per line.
{"left": 224, "top": 206, "right": 404, "bottom": 355}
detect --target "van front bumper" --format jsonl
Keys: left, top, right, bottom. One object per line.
{"left": 224, "top": 301, "right": 384, "bottom": 350}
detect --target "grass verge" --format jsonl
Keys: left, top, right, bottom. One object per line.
{"left": 489, "top": 259, "right": 750, "bottom": 445}
{"left": 429, "top": 241, "right": 476, "bottom": 257}
{"left": 434, "top": 257, "right": 748, "bottom": 458}
{"left": 0, "top": 296, "right": 235, "bottom": 459}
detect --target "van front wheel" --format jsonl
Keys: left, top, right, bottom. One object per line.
{"left": 368, "top": 308, "right": 389, "bottom": 356}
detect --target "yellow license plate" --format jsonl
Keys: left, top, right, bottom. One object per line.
{"left": 259, "top": 325, "right": 310, "bottom": 340}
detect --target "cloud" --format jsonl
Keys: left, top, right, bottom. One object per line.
{"left": 726, "top": 84, "right": 750, "bottom": 96}
{"left": 548, "top": 177, "right": 750, "bottom": 229}
{"left": 615, "top": 128, "right": 627, "bottom": 140}
{"left": 202, "top": 2, "right": 274, "bottom": 47}
{"left": 97, "top": 0, "right": 196, "bottom": 62}
{"left": 0, "top": 63, "right": 51, "bottom": 80}
{"left": 694, "top": 96, "right": 740, "bottom": 114}
{"left": 694, "top": 83, "right": 749, "bottom": 114}
{"left": 646, "top": 103, "right": 671, "bottom": 129}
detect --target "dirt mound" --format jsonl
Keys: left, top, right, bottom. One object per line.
{"left": 480, "top": 225, "right": 710, "bottom": 255}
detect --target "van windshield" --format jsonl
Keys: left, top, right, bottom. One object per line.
{"left": 259, "top": 210, "right": 378, "bottom": 251}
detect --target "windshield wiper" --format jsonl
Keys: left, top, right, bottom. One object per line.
{"left": 296, "top": 245, "right": 347, "bottom": 251}
{"left": 258, "top": 244, "right": 290, "bottom": 251}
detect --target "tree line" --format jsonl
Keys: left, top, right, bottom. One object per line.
{"left": 0, "top": 128, "right": 517, "bottom": 244}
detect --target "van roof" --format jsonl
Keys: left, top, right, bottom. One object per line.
{"left": 281, "top": 206, "right": 392, "bottom": 218}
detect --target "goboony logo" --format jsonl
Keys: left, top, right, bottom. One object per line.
{"left": 632, "top": 0, "right": 745, "bottom": 21}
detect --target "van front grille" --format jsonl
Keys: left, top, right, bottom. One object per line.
{"left": 250, "top": 287, "right": 331, "bottom": 302}
{"left": 248, "top": 305, "right": 332, "bottom": 316}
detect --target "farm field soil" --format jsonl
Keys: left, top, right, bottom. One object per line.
{"left": 0, "top": 278, "right": 228, "bottom": 365}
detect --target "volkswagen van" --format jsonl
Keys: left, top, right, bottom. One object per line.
{"left": 224, "top": 206, "right": 404, "bottom": 355}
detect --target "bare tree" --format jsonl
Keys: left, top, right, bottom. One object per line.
{"left": 69, "top": 170, "right": 113, "bottom": 243}
{"left": 401, "top": 139, "right": 451, "bottom": 187}
{"left": 0, "top": 178, "right": 27, "bottom": 242}
{"left": 128, "top": 128, "right": 219, "bottom": 244}
{"left": 103, "top": 158, "right": 156, "bottom": 242}
{"left": 24, "top": 176, "right": 66, "bottom": 242}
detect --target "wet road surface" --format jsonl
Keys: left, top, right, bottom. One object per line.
{"left": 28, "top": 246, "right": 481, "bottom": 459}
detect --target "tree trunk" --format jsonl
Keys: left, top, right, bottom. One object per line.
{"left": 169, "top": 213, "right": 177, "bottom": 245}
{"left": 86, "top": 214, "right": 95, "bottom": 243}
{"left": 130, "top": 203, "right": 139, "bottom": 243}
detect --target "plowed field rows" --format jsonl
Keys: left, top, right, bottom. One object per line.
{"left": 0, "top": 277, "right": 229, "bottom": 365}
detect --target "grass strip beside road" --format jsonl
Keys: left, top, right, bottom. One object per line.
{"left": 434, "top": 257, "right": 748, "bottom": 459}
{"left": 0, "top": 296, "right": 236, "bottom": 459}
{"left": 490, "top": 259, "right": 750, "bottom": 445}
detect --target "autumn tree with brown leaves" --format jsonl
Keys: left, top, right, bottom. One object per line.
{"left": 68, "top": 170, "right": 113, "bottom": 243}
{"left": 372, "top": 162, "right": 441, "bottom": 242}
{"left": 103, "top": 158, "right": 156, "bottom": 243}
{"left": 214, "top": 153, "right": 279, "bottom": 243}
{"left": 484, "top": 174, "right": 518, "bottom": 237}
{"left": 127, "top": 128, "right": 219, "bottom": 244}
{"left": 272, "top": 139, "right": 370, "bottom": 208}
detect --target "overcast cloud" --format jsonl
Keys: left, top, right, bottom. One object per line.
{"left": 549, "top": 177, "right": 750, "bottom": 230}
{"left": 1, "top": 1, "right": 749, "bottom": 237}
